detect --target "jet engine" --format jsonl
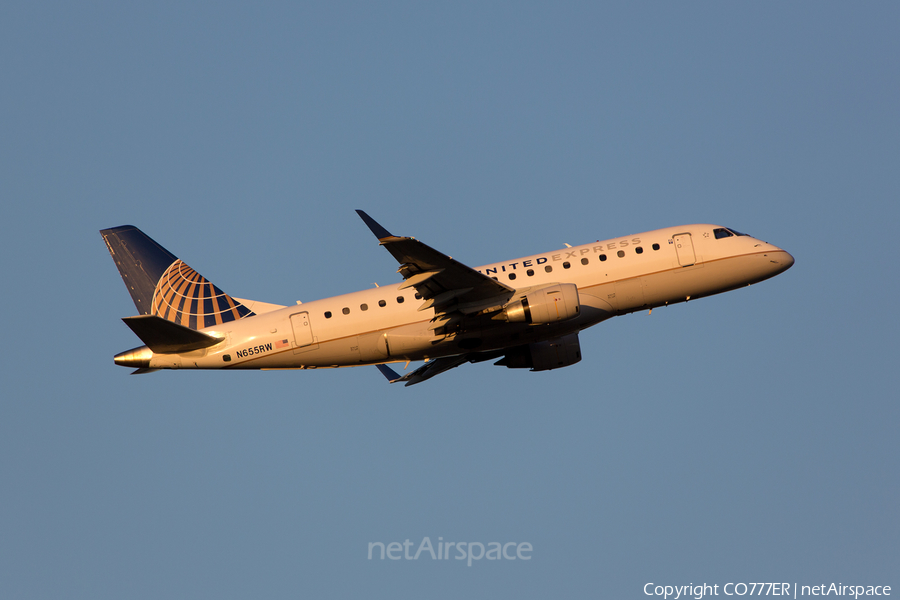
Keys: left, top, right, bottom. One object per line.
{"left": 494, "top": 333, "right": 582, "bottom": 371}
{"left": 501, "top": 283, "right": 580, "bottom": 325}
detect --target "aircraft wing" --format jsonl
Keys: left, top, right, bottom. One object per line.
{"left": 376, "top": 348, "right": 508, "bottom": 386}
{"left": 356, "top": 210, "right": 515, "bottom": 320}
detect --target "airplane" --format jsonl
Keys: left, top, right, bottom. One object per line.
{"left": 100, "top": 211, "right": 794, "bottom": 385}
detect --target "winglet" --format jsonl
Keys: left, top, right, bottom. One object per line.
{"left": 356, "top": 210, "right": 394, "bottom": 240}
{"left": 375, "top": 363, "right": 402, "bottom": 383}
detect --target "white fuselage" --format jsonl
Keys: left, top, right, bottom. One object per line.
{"left": 130, "top": 224, "right": 793, "bottom": 371}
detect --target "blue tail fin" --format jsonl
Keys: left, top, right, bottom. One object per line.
{"left": 100, "top": 225, "right": 255, "bottom": 330}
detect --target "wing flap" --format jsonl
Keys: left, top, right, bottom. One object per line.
{"left": 398, "top": 269, "right": 444, "bottom": 290}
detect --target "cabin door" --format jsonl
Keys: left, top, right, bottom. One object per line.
{"left": 673, "top": 233, "right": 696, "bottom": 266}
{"left": 290, "top": 312, "right": 315, "bottom": 348}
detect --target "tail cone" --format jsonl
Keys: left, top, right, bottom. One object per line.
{"left": 114, "top": 346, "right": 153, "bottom": 369}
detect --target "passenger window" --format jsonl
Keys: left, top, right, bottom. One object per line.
{"left": 563, "top": 261, "right": 571, "bottom": 269}
{"left": 378, "top": 300, "right": 386, "bottom": 307}
{"left": 342, "top": 307, "right": 350, "bottom": 315}
{"left": 544, "top": 265, "right": 553, "bottom": 273}
{"left": 581, "top": 258, "right": 589, "bottom": 265}
{"left": 360, "top": 304, "right": 368, "bottom": 311}
{"left": 324, "top": 311, "right": 332, "bottom": 318}
{"left": 599, "top": 254, "right": 607, "bottom": 261}
{"left": 635, "top": 247, "right": 643, "bottom": 254}
{"left": 509, "top": 273, "right": 517, "bottom": 280}
{"left": 414, "top": 293, "right": 422, "bottom": 299}
{"left": 396, "top": 296, "right": 404, "bottom": 304}
{"left": 527, "top": 269, "right": 534, "bottom": 276}
{"left": 617, "top": 250, "right": 625, "bottom": 258}
{"left": 652, "top": 243, "right": 660, "bottom": 251}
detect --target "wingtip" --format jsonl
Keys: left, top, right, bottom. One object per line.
{"left": 375, "top": 363, "right": 402, "bottom": 383}
{"left": 356, "top": 210, "right": 394, "bottom": 240}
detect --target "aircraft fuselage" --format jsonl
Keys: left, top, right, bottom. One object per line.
{"left": 113, "top": 223, "right": 793, "bottom": 374}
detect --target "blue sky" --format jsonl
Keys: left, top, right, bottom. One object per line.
{"left": 1, "top": 2, "right": 897, "bottom": 598}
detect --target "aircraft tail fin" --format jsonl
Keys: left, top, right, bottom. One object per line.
{"left": 100, "top": 225, "right": 255, "bottom": 330}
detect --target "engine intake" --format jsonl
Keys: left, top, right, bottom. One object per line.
{"left": 503, "top": 283, "right": 580, "bottom": 325}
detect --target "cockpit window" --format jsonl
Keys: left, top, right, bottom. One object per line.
{"left": 714, "top": 227, "right": 750, "bottom": 239}
{"left": 713, "top": 228, "right": 733, "bottom": 239}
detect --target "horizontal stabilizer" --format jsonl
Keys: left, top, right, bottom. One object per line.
{"left": 122, "top": 315, "right": 224, "bottom": 354}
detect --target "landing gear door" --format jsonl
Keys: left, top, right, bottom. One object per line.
{"left": 673, "top": 233, "right": 696, "bottom": 267}
{"left": 290, "top": 311, "right": 317, "bottom": 351}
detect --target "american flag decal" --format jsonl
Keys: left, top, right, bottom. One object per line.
{"left": 275, "top": 339, "right": 289, "bottom": 349}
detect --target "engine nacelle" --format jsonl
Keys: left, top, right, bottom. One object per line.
{"left": 503, "top": 283, "right": 580, "bottom": 325}
{"left": 495, "top": 333, "right": 582, "bottom": 371}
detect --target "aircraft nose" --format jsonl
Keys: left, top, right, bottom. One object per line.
{"left": 782, "top": 251, "right": 795, "bottom": 269}
{"left": 768, "top": 249, "right": 795, "bottom": 275}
